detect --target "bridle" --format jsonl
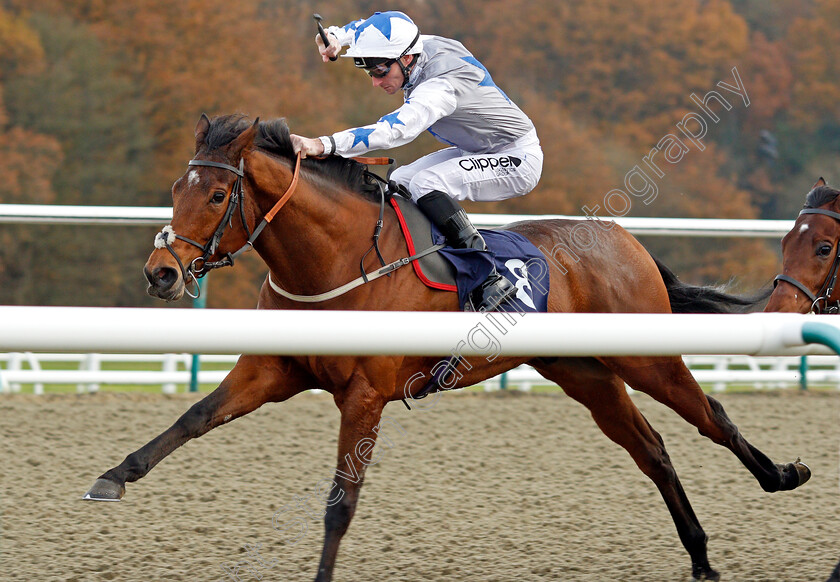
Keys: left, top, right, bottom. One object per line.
{"left": 153, "top": 152, "right": 301, "bottom": 298}
{"left": 774, "top": 208, "right": 840, "bottom": 314}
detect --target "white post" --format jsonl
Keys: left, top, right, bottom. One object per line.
{"left": 772, "top": 357, "right": 788, "bottom": 390}
{"left": 745, "top": 356, "right": 764, "bottom": 390}
{"left": 80, "top": 353, "right": 101, "bottom": 393}
{"left": 162, "top": 353, "right": 177, "bottom": 394}
{"left": 713, "top": 356, "right": 727, "bottom": 393}
{"left": 25, "top": 352, "right": 44, "bottom": 395}
{"left": 8, "top": 352, "right": 23, "bottom": 393}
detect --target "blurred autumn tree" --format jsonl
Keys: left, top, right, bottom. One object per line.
{"left": 0, "top": 7, "right": 63, "bottom": 302}
{"left": 0, "top": 0, "right": 834, "bottom": 305}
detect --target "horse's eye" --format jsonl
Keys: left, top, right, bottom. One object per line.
{"left": 817, "top": 243, "right": 833, "bottom": 258}
{"left": 211, "top": 191, "right": 226, "bottom": 204}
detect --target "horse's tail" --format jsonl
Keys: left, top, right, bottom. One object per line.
{"left": 651, "top": 254, "right": 771, "bottom": 314}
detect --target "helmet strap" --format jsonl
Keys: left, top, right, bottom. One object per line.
{"left": 397, "top": 30, "right": 421, "bottom": 88}
{"left": 398, "top": 54, "right": 419, "bottom": 88}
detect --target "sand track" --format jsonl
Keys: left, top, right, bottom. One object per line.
{"left": 1, "top": 390, "right": 838, "bottom": 581}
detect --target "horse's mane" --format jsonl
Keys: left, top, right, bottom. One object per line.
{"left": 200, "top": 114, "right": 379, "bottom": 202}
{"left": 805, "top": 185, "right": 840, "bottom": 208}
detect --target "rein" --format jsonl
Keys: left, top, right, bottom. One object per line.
{"left": 266, "top": 161, "right": 447, "bottom": 303}
{"left": 155, "top": 151, "right": 443, "bottom": 302}
{"left": 774, "top": 207, "right": 840, "bottom": 314}
{"left": 154, "top": 152, "right": 302, "bottom": 299}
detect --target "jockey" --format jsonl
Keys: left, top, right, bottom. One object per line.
{"left": 291, "top": 11, "right": 543, "bottom": 311}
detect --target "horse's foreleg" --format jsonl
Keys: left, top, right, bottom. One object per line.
{"left": 608, "top": 357, "right": 810, "bottom": 493}
{"left": 84, "top": 356, "right": 311, "bottom": 501}
{"left": 534, "top": 360, "right": 719, "bottom": 581}
{"left": 315, "top": 378, "right": 386, "bottom": 582}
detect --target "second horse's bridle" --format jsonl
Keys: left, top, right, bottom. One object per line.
{"left": 774, "top": 208, "right": 840, "bottom": 314}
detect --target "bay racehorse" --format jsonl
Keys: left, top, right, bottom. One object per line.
{"left": 764, "top": 177, "right": 840, "bottom": 582}
{"left": 767, "top": 177, "right": 840, "bottom": 314}
{"left": 85, "top": 114, "right": 810, "bottom": 582}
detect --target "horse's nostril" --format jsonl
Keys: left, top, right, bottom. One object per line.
{"left": 145, "top": 266, "right": 178, "bottom": 289}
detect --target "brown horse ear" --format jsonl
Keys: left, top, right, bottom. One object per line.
{"left": 226, "top": 117, "right": 260, "bottom": 160}
{"left": 194, "top": 113, "right": 211, "bottom": 153}
{"left": 813, "top": 177, "right": 827, "bottom": 189}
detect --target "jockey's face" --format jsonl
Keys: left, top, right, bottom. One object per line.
{"left": 369, "top": 55, "right": 411, "bottom": 94}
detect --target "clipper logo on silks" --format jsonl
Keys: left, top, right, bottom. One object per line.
{"left": 459, "top": 155, "right": 522, "bottom": 177}
{"left": 504, "top": 258, "right": 537, "bottom": 310}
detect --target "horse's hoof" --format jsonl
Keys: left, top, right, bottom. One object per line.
{"left": 83, "top": 478, "right": 125, "bottom": 501}
{"left": 691, "top": 569, "right": 720, "bottom": 581}
{"left": 778, "top": 457, "right": 811, "bottom": 491}
{"left": 691, "top": 561, "right": 720, "bottom": 581}
{"left": 793, "top": 458, "right": 812, "bottom": 487}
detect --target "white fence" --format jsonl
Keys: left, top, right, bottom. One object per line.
{"left": 0, "top": 204, "right": 795, "bottom": 237}
{"left": 1, "top": 308, "right": 839, "bottom": 395}
{"left": 1, "top": 206, "right": 831, "bottom": 396}
{"left": 0, "top": 352, "right": 236, "bottom": 394}
{"left": 1, "top": 308, "right": 835, "bottom": 356}
{"left": 2, "top": 352, "right": 839, "bottom": 395}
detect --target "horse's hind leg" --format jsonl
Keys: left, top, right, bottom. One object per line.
{"left": 84, "top": 355, "right": 312, "bottom": 501}
{"left": 533, "top": 358, "right": 720, "bottom": 581}
{"left": 605, "top": 356, "right": 810, "bottom": 493}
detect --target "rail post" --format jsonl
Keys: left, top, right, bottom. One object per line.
{"left": 799, "top": 355, "right": 808, "bottom": 391}
{"left": 188, "top": 277, "right": 208, "bottom": 392}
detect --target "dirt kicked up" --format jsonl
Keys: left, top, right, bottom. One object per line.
{"left": 1, "top": 390, "right": 838, "bottom": 581}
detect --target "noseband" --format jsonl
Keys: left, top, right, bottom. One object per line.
{"left": 153, "top": 152, "right": 301, "bottom": 298}
{"left": 774, "top": 208, "right": 840, "bottom": 314}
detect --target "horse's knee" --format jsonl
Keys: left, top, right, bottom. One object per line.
{"left": 176, "top": 405, "right": 209, "bottom": 435}
{"left": 174, "top": 394, "right": 223, "bottom": 437}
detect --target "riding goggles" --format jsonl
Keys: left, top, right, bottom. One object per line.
{"left": 354, "top": 57, "right": 396, "bottom": 78}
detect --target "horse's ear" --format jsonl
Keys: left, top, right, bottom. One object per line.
{"left": 226, "top": 117, "right": 260, "bottom": 160}
{"left": 813, "top": 177, "right": 827, "bottom": 189}
{"left": 194, "top": 113, "right": 211, "bottom": 153}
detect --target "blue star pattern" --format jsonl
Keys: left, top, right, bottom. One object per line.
{"left": 461, "top": 56, "right": 511, "bottom": 103}
{"left": 355, "top": 11, "right": 412, "bottom": 42}
{"left": 350, "top": 127, "right": 376, "bottom": 148}
{"left": 378, "top": 111, "right": 405, "bottom": 128}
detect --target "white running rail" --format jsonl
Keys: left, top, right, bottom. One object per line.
{"left": 2, "top": 353, "right": 838, "bottom": 395}
{"left": 0, "top": 204, "right": 794, "bottom": 237}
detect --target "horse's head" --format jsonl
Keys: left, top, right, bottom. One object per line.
{"left": 767, "top": 177, "right": 840, "bottom": 313}
{"left": 144, "top": 114, "right": 259, "bottom": 301}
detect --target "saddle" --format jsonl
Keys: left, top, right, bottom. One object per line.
{"left": 386, "top": 187, "right": 551, "bottom": 404}
{"left": 389, "top": 195, "right": 458, "bottom": 293}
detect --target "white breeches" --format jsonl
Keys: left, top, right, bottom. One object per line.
{"left": 390, "top": 129, "right": 543, "bottom": 202}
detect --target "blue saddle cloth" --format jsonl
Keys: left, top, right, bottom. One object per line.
{"left": 431, "top": 225, "right": 550, "bottom": 313}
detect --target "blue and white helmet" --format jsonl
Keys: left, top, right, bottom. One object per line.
{"left": 343, "top": 11, "right": 422, "bottom": 65}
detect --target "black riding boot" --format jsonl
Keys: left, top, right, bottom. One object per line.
{"left": 417, "top": 190, "right": 516, "bottom": 311}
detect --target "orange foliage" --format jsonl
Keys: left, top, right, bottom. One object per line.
{"left": 0, "top": 7, "right": 45, "bottom": 78}
{"left": 471, "top": 0, "right": 749, "bottom": 146}
{"left": 738, "top": 32, "right": 792, "bottom": 132}
{"left": 1, "top": 0, "right": 829, "bottom": 302}
{"left": 0, "top": 126, "right": 62, "bottom": 203}
{"left": 787, "top": 0, "right": 840, "bottom": 129}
